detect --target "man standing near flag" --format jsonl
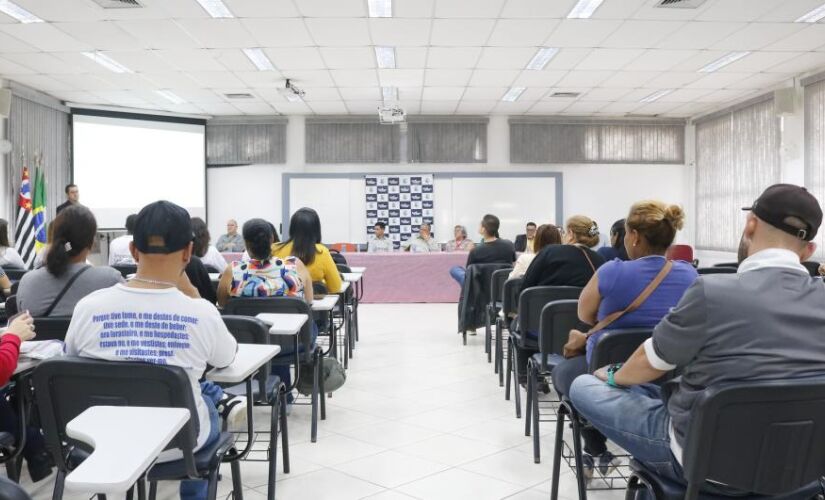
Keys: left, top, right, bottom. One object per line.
{"left": 14, "top": 167, "right": 36, "bottom": 268}
{"left": 56, "top": 183, "right": 79, "bottom": 214}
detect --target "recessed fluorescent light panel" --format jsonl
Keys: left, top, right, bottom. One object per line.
{"left": 526, "top": 47, "right": 559, "bottom": 70}
{"left": 374, "top": 46, "right": 396, "bottom": 69}
{"left": 243, "top": 48, "right": 275, "bottom": 71}
{"left": 795, "top": 3, "right": 825, "bottom": 22}
{"left": 156, "top": 90, "right": 185, "bottom": 104}
{"left": 0, "top": 0, "right": 43, "bottom": 23}
{"left": 640, "top": 89, "right": 673, "bottom": 103}
{"left": 194, "top": 0, "right": 233, "bottom": 18}
{"left": 502, "top": 87, "right": 526, "bottom": 102}
{"left": 567, "top": 0, "right": 604, "bottom": 18}
{"left": 382, "top": 86, "right": 397, "bottom": 101}
{"left": 698, "top": 51, "right": 750, "bottom": 73}
{"left": 82, "top": 51, "right": 132, "bottom": 74}
{"left": 368, "top": 0, "right": 392, "bottom": 18}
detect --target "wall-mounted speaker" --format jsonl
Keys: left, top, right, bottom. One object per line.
{"left": 0, "top": 89, "right": 10, "bottom": 118}
{"left": 774, "top": 87, "right": 798, "bottom": 116}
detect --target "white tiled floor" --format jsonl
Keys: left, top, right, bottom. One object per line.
{"left": 16, "top": 303, "right": 626, "bottom": 500}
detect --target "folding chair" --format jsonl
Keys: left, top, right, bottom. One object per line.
{"left": 33, "top": 357, "right": 238, "bottom": 500}
{"left": 458, "top": 264, "right": 512, "bottom": 346}
{"left": 626, "top": 378, "right": 825, "bottom": 500}
{"left": 526, "top": 299, "right": 579, "bottom": 463}
{"left": 485, "top": 269, "right": 512, "bottom": 364}
{"left": 550, "top": 328, "right": 654, "bottom": 500}
{"left": 495, "top": 278, "right": 522, "bottom": 386}
{"left": 507, "top": 286, "right": 582, "bottom": 418}
{"left": 31, "top": 317, "right": 72, "bottom": 341}
{"left": 222, "top": 297, "right": 326, "bottom": 443}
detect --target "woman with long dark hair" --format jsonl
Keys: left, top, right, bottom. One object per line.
{"left": 17, "top": 205, "right": 123, "bottom": 316}
{"left": 190, "top": 217, "right": 229, "bottom": 273}
{"left": 0, "top": 219, "right": 25, "bottom": 269}
{"left": 597, "top": 219, "right": 630, "bottom": 262}
{"left": 272, "top": 208, "right": 342, "bottom": 293}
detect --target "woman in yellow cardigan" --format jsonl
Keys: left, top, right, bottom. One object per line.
{"left": 272, "top": 208, "right": 342, "bottom": 294}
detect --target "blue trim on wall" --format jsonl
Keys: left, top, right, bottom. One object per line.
{"left": 281, "top": 171, "right": 564, "bottom": 239}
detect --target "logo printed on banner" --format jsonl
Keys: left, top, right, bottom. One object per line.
{"left": 365, "top": 174, "right": 434, "bottom": 249}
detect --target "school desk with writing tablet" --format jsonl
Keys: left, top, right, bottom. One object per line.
{"left": 255, "top": 313, "right": 308, "bottom": 336}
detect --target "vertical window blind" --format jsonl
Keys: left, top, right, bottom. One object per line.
{"left": 305, "top": 119, "right": 399, "bottom": 163}
{"left": 206, "top": 118, "right": 286, "bottom": 165}
{"left": 695, "top": 97, "right": 780, "bottom": 251}
{"left": 804, "top": 77, "right": 825, "bottom": 255}
{"left": 407, "top": 119, "right": 487, "bottom": 163}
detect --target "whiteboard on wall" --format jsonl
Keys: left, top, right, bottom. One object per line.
{"left": 285, "top": 173, "right": 560, "bottom": 244}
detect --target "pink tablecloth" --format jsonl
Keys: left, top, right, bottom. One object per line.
{"left": 344, "top": 252, "right": 468, "bottom": 303}
{"left": 223, "top": 251, "right": 468, "bottom": 303}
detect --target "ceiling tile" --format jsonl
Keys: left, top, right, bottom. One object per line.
{"left": 278, "top": 70, "right": 336, "bottom": 87}
{"left": 658, "top": 88, "right": 713, "bottom": 103}
{"left": 305, "top": 19, "right": 371, "bottom": 46}
{"left": 422, "top": 87, "right": 465, "bottom": 100}
{"left": 102, "top": 51, "right": 178, "bottom": 73}
{"left": 685, "top": 72, "right": 755, "bottom": 89}
{"left": 597, "top": 70, "right": 660, "bottom": 88}
{"left": 562, "top": 101, "right": 609, "bottom": 113}
{"left": 396, "top": 48, "right": 428, "bottom": 68}
{"left": 556, "top": 70, "right": 614, "bottom": 87}
{"left": 574, "top": 48, "right": 644, "bottom": 71}
{"left": 2, "top": 52, "right": 80, "bottom": 74}
{"left": 369, "top": 19, "right": 432, "bottom": 46}
{"left": 669, "top": 50, "right": 730, "bottom": 72}
{"left": 0, "top": 32, "right": 37, "bottom": 52}
{"left": 494, "top": 100, "right": 534, "bottom": 114}
{"left": 398, "top": 87, "right": 422, "bottom": 101}
{"left": 167, "top": 88, "right": 225, "bottom": 103}
{"left": 343, "top": 100, "right": 380, "bottom": 113}
{"left": 500, "top": 0, "right": 577, "bottom": 18}
{"left": 224, "top": 0, "right": 300, "bottom": 18}
{"left": 724, "top": 72, "right": 791, "bottom": 89}
{"left": 210, "top": 49, "right": 257, "bottom": 71}
{"left": 643, "top": 71, "right": 703, "bottom": 88}
{"left": 330, "top": 69, "right": 379, "bottom": 87}
{"left": 632, "top": 101, "right": 682, "bottom": 115}
{"left": 115, "top": 20, "right": 201, "bottom": 49}
{"left": 655, "top": 22, "right": 746, "bottom": 50}
{"left": 48, "top": 90, "right": 100, "bottom": 104}
{"left": 233, "top": 71, "right": 284, "bottom": 87}
{"left": 141, "top": 72, "right": 202, "bottom": 89}
{"left": 156, "top": 49, "right": 225, "bottom": 71}
{"left": 722, "top": 51, "right": 802, "bottom": 72}
{"left": 527, "top": 100, "right": 574, "bottom": 114}
{"left": 187, "top": 71, "right": 246, "bottom": 88}
{"left": 339, "top": 87, "right": 381, "bottom": 100}
{"left": 308, "top": 101, "right": 349, "bottom": 114}
{"left": 759, "top": 0, "right": 825, "bottom": 22}
{"left": 590, "top": 0, "right": 647, "bottom": 20}
{"left": 11, "top": 74, "right": 76, "bottom": 91}
{"left": 476, "top": 47, "right": 536, "bottom": 70}
{"left": 582, "top": 87, "right": 632, "bottom": 100}
{"left": 197, "top": 102, "right": 242, "bottom": 115}
{"left": 622, "top": 49, "right": 698, "bottom": 72}
{"left": 425, "top": 69, "right": 472, "bottom": 87}
{"left": 520, "top": 87, "right": 551, "bottom": 100}
{"left": 425, "top": 47, "right": 482, "bottom": 69}
{"left": 320, "top": 48, "right": 376, "bottom": 69}
{"left": 53, "top": 73, "right": 119, "bottom": 90}
{"left": 295, "top": 0, "right": 366, "bottom": 17}
{"left": 694, "top": 89, "right": 755, "bottom": 103}
{"left": 420, "top": 100, "right": 458, "bottom": 114}
{"left": 511, "top": 69, "right": 566, "bottom": 87}
{"left": 711, "top": 23, "right": 806, "bottom": 51}
{"left": 176, "top": 19, "right": 257, "bottom": 49}
{"left": 241, "top": 19, "right": 315, "bottom": 47}
{"left": 543, "top": 20, "right": 620, "bottom": 47}
{"left": 435, "top": 0, "right": 505, "bottom": 18}
{"left": 766, "top": 52, "right": 825, "bottom": 74}
{"left": 232, "top": 101, "right": 278, "bottom": 114}
{"left": 487, "top": 19, "right": 560, "bottom": 46}
{"left": 0, "top": 23, "right": 91, "bottom": 52}
{"left": 765, "top": 24, "right": 825, "bottom": 51}
{"left": 301, "top": 87, "right": 342, "bottom": 101}
{"left": 53, "top": 21, "right": 140, "bottom": 51}
{"left": 264, "top": 48, "right": 326, "bottom": 70}
{"left": 430, "top": 19, "right": 496, "bottom": 46}
{"left": 696, "top": 0, "right": 789, "bottom": 22}
{"left": 601, "top": 21, "right": 685, "bottom": 48}
{"left": 462, "top": 87, "right": 507, "bottom": 100}
{"left": 394, "top": 0, "right": 435, "bottom": 18}
{"left": 456, "top": 100, "right": 498, "bottom": 114}
{"left": 598, "top": 101, "right": 645, "bottom": 115}
{"left": 468, "top": 69, "right": 519, "bottom": 87}
{"left": 378, "top": 69, "right": 424, "bottom": 87}
{"left": 0, "top": 57, "right": 35, "bottom": 75}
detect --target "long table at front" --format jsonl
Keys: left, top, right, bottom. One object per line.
{"left": 223, "top": 251, "right": 467, "bottom": 303}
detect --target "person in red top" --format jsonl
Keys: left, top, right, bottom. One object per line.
{"left": 0, "top": 312, "right": 50, "bottom": 481}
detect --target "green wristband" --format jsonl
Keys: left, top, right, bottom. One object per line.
{"left": 606, "top": 363, "right": 623, "bottom": 388}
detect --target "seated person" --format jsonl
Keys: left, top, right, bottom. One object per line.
{"left": 367, "top": 221, "right": 393, "bottom": 253}
{"left": 191, "top": 217, "right": 229, "bottom": 273}
{"left": 522, "top": 215, "right": 605, "bottom": 290}
{"left": 571, "top": 185, "right": 825, "bottom": 495}
{"left": 597, "top": 219, "right": 629, "bottom": 262}
{"left": 514, "top": 222, "right": 537, "bottom": 254}
{"left": 66, "top": 200, "right": 241, "bottom": 500}
{"left": 0, "top": 219, "right": 26, "bottom": 269}
{"left": 446, "top": 225, "right": 475, "bottom": 252}
{"left": 216, "top": 219, "right": 245, "bottom": 252}
{"left": 17, "top": 206, "right": 123, "bottom": 317}
{"left": 509, "top": 224, "right": 561, "bottom": 280}
{"left": 401, "top": 223, "right": 440, "bottom": 253}
{"left": 553, "top": 201, "right": 697, "bottom": 480}
{"left": 108, "top": 214, "right": 137, "bottom": 266}
{"left": 450, "top": 214, "right": 516, "bottom": 286}
{"left": 218, "top": 219, "right": 315, "bottom": 400}
{"left": 273, "top": 208, "right": 342, "bottom": 294}
{"left": 0, "top": 312, "right": 52, "bottom": 481}
{"left": 185, "top": 255, "right": 217, "bottom": 305}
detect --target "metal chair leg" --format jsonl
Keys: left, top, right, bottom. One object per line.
{"left": 311, "top": 352, "right": 319, "bottom": 443}
{"left": 206, "top": 466, "right": 222, "bottom": 500}
{"left": 505, "top": 340, "right": 513, "bottom": 401}
{"left": 51, "top": 470, "right": 66, "bottom": 500}
{"left": 550, "top": 406, "right": 566, "bottom": 500}
{"left": 532, "top": 367, "right": 541, "bottom": 463}
{"left": 320, "top": 355, "right": 327, "bottom": 421}
{"left": 230, "top": 460, "right": 243, "bottom": 500}
{"left": 525, "top": 362, "right": 533, "bottom": 436}
{"left": 137, "top": 478, "right": 146, "bottom": 500}
{"left": 570, "top": 409, "right": 589, "bottom": 500}
{"left": 512, "top": 338, "right": 522, "bottom": 419}
{"left": 148, "top": 481, "right": 157, "bottom": 500}
{"left": 268, "top": 387, "right": 280, "bottom": 500}
{"left": 280, "top": 388, "right": 290, "bottom": 474}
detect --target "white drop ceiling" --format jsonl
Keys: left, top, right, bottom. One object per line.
{"left": 0, "top": 0, "right": 825, "bottom": 117}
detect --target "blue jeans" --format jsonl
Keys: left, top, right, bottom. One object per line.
{"left": 569, "top": 375, "right": 684, "bottom": 484}
{"left": 449, "top": 266, "right": 465, "bottom": 287}
{"left": 180, "top": 383, "right": 222, "bottom": 500}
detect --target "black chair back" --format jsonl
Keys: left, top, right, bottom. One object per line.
{"left": 204, "top": 265, "right": 221, "bottom": 273}
{"left": 517, "top": 286, "right": 582, "bottom": 345}
{"left": 4, "top": 296, "right": 17, "bottom": 317}
{"left": 222, "top": 297, "right": 315, "bottom": 363}
{"left": 680, "top": 378, "right": 825, "bottom": 499}
{"left": 313, "top": 282, "right": 328, "bottom": 297}
{"left": 0, "top": 476, "right": 31, "bottom": 500}
{"left": 330, "top": 251, "right": 348, "bottom": 266}
{"left": 112, "top": 264, "right": 137, "bottom": 278}
{"left": 336, "top": 264, "right": 352, "bottom": 274}
{"left": 459, "top": 263, "right": 512, "bottom": 332}
{"left": 697, "top": 267, "right": 737, "bottom": 275}
{"left": 501, "top": 278, "right": 523, "bottom": 317}
{"left": 588, "top": 328, "right": 653, "bottom": 372}
{"left": 802, "top": 261, "right": 820, "bottom": 277}
{"left": 33, "top": 357, "right": 200, "bottom": 478}
{"left": 489, "top": 269, "right": 511, "bottom": 310}
{"left": 536, "top": 300, "right": 579, "bottom": 371}
{"left": 4, "top": 269, "right": 26, "bottom": 282}
{"left": 713, "top": 262, "right": 739, "bottom": 268}
{"left": 32, "top": 317, "right": 72, "bottom": 341}
{"left": 222, "top": 315, "right": 272, "bottom": 402}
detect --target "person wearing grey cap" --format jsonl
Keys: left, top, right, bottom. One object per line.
{"left": 569, "top": 184, "right": 825, "bottom": 496}
{"left": 65, "top": 200, "right": 242, "bottom": 500}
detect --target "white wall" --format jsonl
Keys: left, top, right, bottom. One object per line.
{"left": 0, "top": 79, "right": 7, "bottom": 220}
{"left": 207, "top": 114, "right": 691, "bottom": 247}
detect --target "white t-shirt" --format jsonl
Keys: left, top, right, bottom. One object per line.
{"left": 108, "top": 235, "right": 135, "bottom": 266}
{"left": 0, "top": 247, "right": 26, "bottom": 269}
{"left": 202, "top": 245, "right": 229, "bottom": 273}
{"left": 65, "top": 284, "right": 238, "bottom": 457}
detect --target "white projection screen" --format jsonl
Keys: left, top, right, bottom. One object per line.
{"left": 72, "top": 112, "right": 206, "bottom": 228}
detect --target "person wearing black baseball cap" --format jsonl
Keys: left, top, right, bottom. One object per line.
{"left": 568, "top": 184, "right": 825, "bottom": 497}
{"left": 65, "top": 200, "right": 241, "bottom": 500}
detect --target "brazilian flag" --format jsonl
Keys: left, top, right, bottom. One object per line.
{"left": 32, "top": 168, "right": 47, "bottom": 252}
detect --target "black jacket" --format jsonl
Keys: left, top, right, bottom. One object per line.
{"left": 514, "top": 234, "right": 528, "bottom": 253}
{"left": 458, "top": 263, "right": 512, "bottom": 333}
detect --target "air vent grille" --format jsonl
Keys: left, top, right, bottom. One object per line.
{"left": 90, "top": 0, "right": 143, "bottom": 8}
{"left": 549, "top": 92, "right": 580, "bottom": 98}
{"left": 655, "top": 0, "right": 708, "bottom": 8}
{"left": 224, "top": 93, "right": 255, "bottom": 99}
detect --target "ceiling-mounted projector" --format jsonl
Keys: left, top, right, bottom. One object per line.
{"left": 278, "top": 79, "right": 306, "bottom": 102}
{"left": 378, "top": 104, "right": 405, "bottom": 124}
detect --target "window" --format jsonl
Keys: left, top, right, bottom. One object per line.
{"left": 805, "top": 77, "right": 825, "bottom": 255}
{"left": 206, "top": 119, "right": 286, "bottom": 165}
{"left": 305, "top": 119, "right": 399, "bottom": 163}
